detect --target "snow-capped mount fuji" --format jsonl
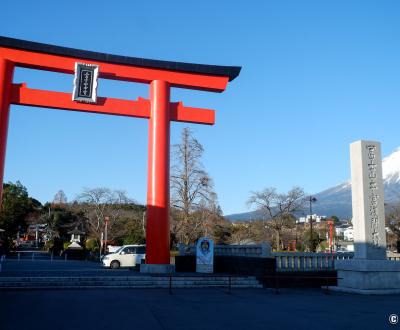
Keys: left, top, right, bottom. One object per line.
{"left": 313, "top": 147, "right": 400, "bottom": 219}
{"left": 382, "top": 147, "right": 400, "bottom": 185}
{"left": 227, "top": 147, "right": 400, "bottom": 221}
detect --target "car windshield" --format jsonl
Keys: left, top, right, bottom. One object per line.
{"left": 113, "top": 246, "right": 123, "bottom": 253}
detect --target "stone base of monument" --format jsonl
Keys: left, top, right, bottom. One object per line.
{"left": 140, "top": 264, "right": 175, "bottom": 274}
{"left": 329, "top": 259, "right": 400, "bottom": 295}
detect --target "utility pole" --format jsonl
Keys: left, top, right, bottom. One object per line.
{"left": 327, "top": 219, "right": 334, "bottom": 253}
{"left": 309, "top": 196, "right": 317, "bottom": 252}
{"left": 100, "top": 232, "right": 103, "bottom": 261}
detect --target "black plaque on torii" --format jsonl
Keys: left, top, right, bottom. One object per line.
{"left": 72, "top": 62, "right": 99, "bottom": 103}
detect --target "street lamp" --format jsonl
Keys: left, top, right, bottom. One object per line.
{"left": 308, "top": 196, "right": 317, "bottom": 252}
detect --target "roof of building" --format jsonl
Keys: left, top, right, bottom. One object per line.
{"left": 67, "top": 241, "right": 83, "bottom": 249}
{"left": 0, "top": 36, "right": 241, "bottom": 81}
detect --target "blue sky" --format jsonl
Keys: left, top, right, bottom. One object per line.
{"left": 2, "top": 1, "right": 400, "bottom": 215}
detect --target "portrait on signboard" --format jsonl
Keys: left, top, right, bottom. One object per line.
{"left": 200, "top": 240, "right": 210, "bottom": 255}
{"left": 196, "top": 237, "right": 214, "bottom": 273}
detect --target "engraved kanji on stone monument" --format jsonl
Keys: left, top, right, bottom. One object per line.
{"left": 72, "top": 62, "right": 99, "bottom": 103}
{"left": 350, "top": 140, "right": 386, "bottom": 260}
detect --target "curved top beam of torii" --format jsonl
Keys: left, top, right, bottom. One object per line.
{"left": 0, "top": 36, "right": 241, "bottom": 92}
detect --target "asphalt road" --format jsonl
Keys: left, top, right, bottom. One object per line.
{"left": 1, "top": 288, "right": 399, "bottom": 330}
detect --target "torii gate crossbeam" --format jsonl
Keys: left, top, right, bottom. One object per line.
{"left": 0, "top": 36, "right": 240, "bottom": 271}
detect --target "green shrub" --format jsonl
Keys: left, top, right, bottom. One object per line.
{"left": 123, "top": 235, "right": 145, "bottom": 245}
{"left": 318, "top": 241, "right": 329, "bottom": 252}
{"left": 44, "top": 240, "right": 54, "bottom": 251}
{"left": 85, "top": 238, "right": 99, "bottom": 252}
{"left": 63, "top": 241, "right": 71, "bottom": 250}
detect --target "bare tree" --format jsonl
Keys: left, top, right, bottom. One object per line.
{"left": 76, "top": 188, "right": 132, "bottom": 239}
{"left": 52, "top": 190, "right": 67, "bottom": 205}
{"left": 386, "top": 204, "right": 400, "bottom": 252}
{"left": 170, "top": 128, "right": 217, "bottom": 244}
{"left": 230, "top": 222, "right": 252, "bottom": 244}
{"left": 247, "top": 187, "right": 306, "bottom": 250}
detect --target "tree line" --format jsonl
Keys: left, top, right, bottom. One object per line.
{"left": 0, "top": 128, "right": 231, "bottom": 253}
{"left": 1, "top": 127, "right": 399, "bottom": 253}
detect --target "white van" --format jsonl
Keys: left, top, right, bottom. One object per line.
{"left": 102, "top": 244, "right": 146, "bottom": 269}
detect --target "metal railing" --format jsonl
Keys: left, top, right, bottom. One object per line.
{"left": 6, "top": 250, "right": 62, "bottom": 262}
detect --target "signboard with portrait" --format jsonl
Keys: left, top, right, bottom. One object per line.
{"left": 196, "top": 237, "right": 214, "bottom": 273}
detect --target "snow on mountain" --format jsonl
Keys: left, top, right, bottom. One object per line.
{"left": 315, "top": 147, "right": 400, "bottom": 196}
{"left": 383, "top": 147, "right": 400, "bottom": 184}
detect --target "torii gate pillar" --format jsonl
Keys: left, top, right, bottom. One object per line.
{"left": 0, "top": 58, "right": 14, "bottom": 202}
{"left": 146, "top": 80, "right": 171, "bottom": 266}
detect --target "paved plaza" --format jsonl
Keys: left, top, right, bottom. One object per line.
{"left": 1, "top": 287, "right": 399, "bottom": 330}
{"left": 0, "top": 258, "right": 399, "bottom": 330}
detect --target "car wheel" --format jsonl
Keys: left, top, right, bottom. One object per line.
{"left": 110, "top": 260, "right": 120, "bottom": 269}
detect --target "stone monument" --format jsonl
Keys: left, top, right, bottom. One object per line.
{"left": 332, "top": 140, "right": 400, "bottom": 294}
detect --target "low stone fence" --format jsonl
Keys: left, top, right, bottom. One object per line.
{"left": 178, "top": 244, "right": 352, "bottom": 271}
{"left": 178, "top": 244, "right": 400, "bottom": 271}
{"left": 253, "top": 252, "right": 399, "bottom": 271}
{"left": 272, "top": 252, "right": 353, "bottom": 272}
{"left": 387, "top": 252, "right": 400, "bottom": 261}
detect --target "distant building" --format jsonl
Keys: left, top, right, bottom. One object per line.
{"left": 335, "top": 224, "right": 352, "bottom": 237}
{"left": 336, "top": 241, "right": 354, "bottom": 252}
{"left": 297, "top": 214, "right": 327, "bottom": 224}
{"left": 343, "top": 226, "right": 354, "bottom": 241}
{"left": 335, "top": 223, "right": 354, "bottom": 252}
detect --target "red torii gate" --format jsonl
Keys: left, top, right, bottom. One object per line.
{"left": 0, "top": 37, "right": 240, "bottom": 271}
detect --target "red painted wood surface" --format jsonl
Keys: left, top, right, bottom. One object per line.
{"left": 146, "top": 80, "right": 171, "bottom": 264}
{"left": 0, "top": 58, "right": 14, "bottom": 203}
{"left": 10, "top": 84, "right": 215, "bottom": 125}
